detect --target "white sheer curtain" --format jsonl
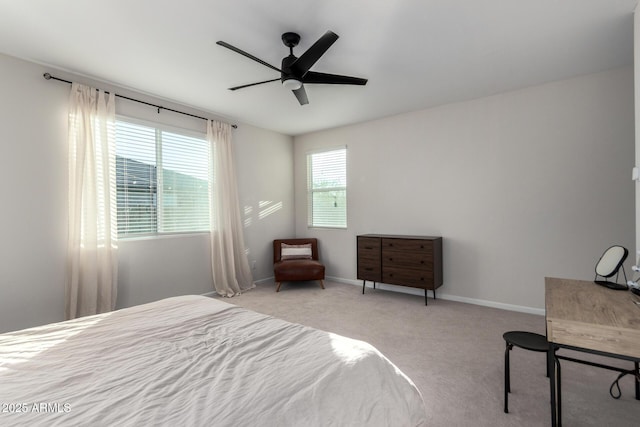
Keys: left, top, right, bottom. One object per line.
{"left": 207, "top": 120, "right": 254, "bottom": 296}
{"left": 66, "top": 83, "right": 118, "bottom": 319}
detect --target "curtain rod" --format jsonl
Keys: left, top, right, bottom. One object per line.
{"left": 43, "top": 73, "right": 237, "bottom": 129}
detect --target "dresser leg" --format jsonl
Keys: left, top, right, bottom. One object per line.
{"left": 433, "top": 288, "right": 436, "bottom": 300}
{"left": 362, "top": 280, "right": 366, "bottom": 294}
{"left": 424, "top": 289, "right": 428, "bottom": 306}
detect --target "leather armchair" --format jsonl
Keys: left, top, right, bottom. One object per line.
{"left": 273, "top": 238, "right": 325, "bottom": 292}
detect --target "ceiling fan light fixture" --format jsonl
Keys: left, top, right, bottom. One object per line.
{"left": 282, "top": 78, "right": 302, "bottom": 91}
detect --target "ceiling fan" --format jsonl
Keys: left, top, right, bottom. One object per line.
{"left": 216, "top": 31, "right": 367, "bottom": 105}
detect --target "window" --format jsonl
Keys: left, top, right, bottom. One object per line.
{"left": 307, "top": 147, "right": 347, "bottom": 228}
{"left": 115, "top": 118, "right": 209, "bottom": 237}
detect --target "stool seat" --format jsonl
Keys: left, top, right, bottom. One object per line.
{"left": 503, "top": 331, "right": 548, "bottom": 352}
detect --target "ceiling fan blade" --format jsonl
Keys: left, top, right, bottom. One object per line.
{"left": 290, "top": 31, "right": 339, "bottom": 76}
{"left": 303, "top": 71, "right": 368, "bottom": 86}
{"left": 216, "top": 41, "right": 281, "bottom": 73}
{"left": 293, "top": 85, "right": 309, "bottom": 105}
{"left": 229, "top": 78, "right": 280, "bottom": 91}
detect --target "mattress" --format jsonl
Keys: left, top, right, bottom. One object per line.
{"left": 0, "top": 295, "right": 427, "bottom": 426}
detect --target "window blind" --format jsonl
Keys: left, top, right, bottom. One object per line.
{"left": 115, "top": 119, "right": 210, "bottom": 237}
{"left": 159, "top": 130, "right": 209, "bottom": 232}
{"left": 307, "top": 148, "right": 347, "bottom": 228}
{"left": 115, "top": 121, "right": 157, "bottom": 235}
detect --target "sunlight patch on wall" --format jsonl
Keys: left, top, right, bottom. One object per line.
{"left": 243, "top": 205, "right": 253, "bottom": 227}
{"left": 259, "top": 201, "right": 283, "bottom": 220}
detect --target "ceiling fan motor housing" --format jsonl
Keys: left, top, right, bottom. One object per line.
{"left": 281, "top": 32, "right": 301, "bottom": 48}
{"left": 281, "top": 33, "right": 302, "bottom": 86}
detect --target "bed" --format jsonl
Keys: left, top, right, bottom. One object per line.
{"left": 0, "top": 295, "right": 427, "bottom": 426}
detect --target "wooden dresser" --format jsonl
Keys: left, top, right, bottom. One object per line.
{"left": 357, "top": 234, "right": 443, "bottom": 305}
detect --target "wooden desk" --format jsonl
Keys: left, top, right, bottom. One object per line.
{"left": 545, "top": 277, "right": 640, "bottom": 427}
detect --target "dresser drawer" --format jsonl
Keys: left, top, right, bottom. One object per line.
{"left": 358, "top": 237, "right": 381, "bottom": 254}
{"left": 382, "top": 238, "right": 432, "bottom": 254}
{"left": 358, "top": 264, "right": 381, "bottom": 281}
{"left": 383, "top": 250, "right": 433, "bottom": 270}
{"left": 382, "top": 267, "right": 434, "bottom": 289}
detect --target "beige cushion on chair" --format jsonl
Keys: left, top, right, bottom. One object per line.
{"left": 280, "top": 243, "right": 313, "bottom": 260}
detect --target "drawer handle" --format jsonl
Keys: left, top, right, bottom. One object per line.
{"left": 365, "top": 246, "right": 373, "bottom": 249}
{"left": 388, "top": 257, "right": 393, "bottom": 261}
{"left": 365, "top": 267, "right": 373, "bottom": 271}
{"left": 420, "top": 245, "right": 424, "bottom": 249}
{"left": 421, "top": 260, "right": 425, "bottom": 264}
{"left": 389, "top": 273, "right": 394, "bottom": 277}
{"left": 420, "top": 277, "right": 425, "bottom": 281}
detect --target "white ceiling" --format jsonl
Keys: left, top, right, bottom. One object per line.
{"left": 0, "top": 0, "right": 636, "bottom": 136}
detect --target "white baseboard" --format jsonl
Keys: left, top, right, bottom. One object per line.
{"left": 201, "top": 291, "right": 217, "bottom": 297}
{"left": 201, "top": 277, "right": 275, "bottom": 298}
{"left": 254, "top": 277, "right": 275, "bottom": 285}
{"left": 220, "top": 275, "right": 545, "bottom": 316}
{"left": 327, "top": 276, "right": 545, "bottom": 316}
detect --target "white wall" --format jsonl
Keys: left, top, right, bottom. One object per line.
{"left": 0, "top": 51, "right": 633, "bottom": 331}
{"left": 0, "top": 53, "right": 294, "bottom": 332}
{"left": 0, "top": 54, "right": 68, "bottom": 333}
{"left": 294, "top": 67, "right": 635, "bottom": 312}
{"left": 234, "top": 124, "right": 295, "bottom": 280}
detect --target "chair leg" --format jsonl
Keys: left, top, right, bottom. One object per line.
{"left": 504, "top": 342, "right": 512, "bottom": 413}
{"left": 275, "top": 282, "right": 282, "bottom": 292}
{"left": 319, "top": 280, "right": 325, "bottom": 289}
{"left": 546, "top": 353, "right": 549, "bottom": 378}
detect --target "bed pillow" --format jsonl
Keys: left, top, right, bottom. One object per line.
{"left": 281, "top": 243, "right": 313, "bottom": 260}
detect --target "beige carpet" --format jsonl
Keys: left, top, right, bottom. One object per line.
{"left": 217, "top": 280, "right": 638, "bottom": 427}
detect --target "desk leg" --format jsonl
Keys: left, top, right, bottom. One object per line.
{"left": 548, "top": 345, "right": 556, "bottom": 427}
{"left": 633, "top": 362, "right": 640, "bottom": 400}
{"left": 556, "top": 353, "right": 562, "bottom": 426}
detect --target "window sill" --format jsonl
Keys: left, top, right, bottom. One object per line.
{"left": 118, "top": 231, "right": 210, "bottom": 242}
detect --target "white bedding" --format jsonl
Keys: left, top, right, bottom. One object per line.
{"left": 0, "top": 295, "right": 427, "bottom": 426}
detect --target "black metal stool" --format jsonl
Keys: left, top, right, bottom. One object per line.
{"left": 503, "top": 331, "right": 549, "bottom": 413}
